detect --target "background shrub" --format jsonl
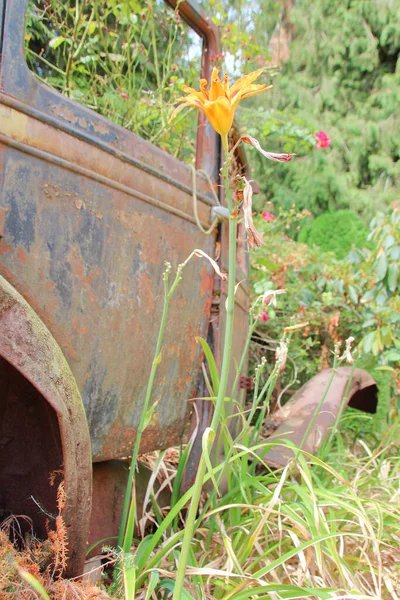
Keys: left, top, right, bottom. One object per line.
{"left": 298, "top": 209, "right": 370, "bottom": 258}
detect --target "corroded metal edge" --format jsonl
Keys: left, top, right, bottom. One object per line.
{"left": 0, "top": 274, "right": 92, "bottom": 576}
{"left": 1, "top": 0, "right": 221, "bottom": 184}
{"left": 262, "top": 367, "right": 378, "bottom": 469}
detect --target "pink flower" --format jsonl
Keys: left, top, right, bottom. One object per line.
{"left": 116, "top": 88, "right": 129, "bottom": 100}
{"left": 314, "top": 130, "right": 331, "bottom": 149}
{"left": 260, "top": 311, "right": 270, "bottom": 322}
{"left": 262, "top": 211, "right": 274, "bottom": 222}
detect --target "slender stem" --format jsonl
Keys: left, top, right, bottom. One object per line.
{"left": 229, "top": 318, "right": 258, "bottom": 415}
{"left": 64, "top": 0, "right": 86, "bottom": 96}
{"left": 322, "top": 361, "right": 356, "bottom": 457}
{"left": 118, "top": 266, "right": 176, "bottom": 551}
{"left": 173, "top": 143, "right": 237, "bottom": 599}
{"left": 72, "top": 7, "right": 95, "bottom": 60}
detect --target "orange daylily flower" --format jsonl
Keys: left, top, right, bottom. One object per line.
{"left": 170, "top": 67, "right": 271, "bottom": 144}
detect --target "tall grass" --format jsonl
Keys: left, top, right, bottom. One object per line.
{"left": 128, "top": 420, "right": 399, "bottom": 600}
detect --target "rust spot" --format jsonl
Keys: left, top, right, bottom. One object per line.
{"left": 77, "top": 117, "right": 88, "bottom": 130}
{"left": 92, "top": 120, "right": 111, "bottom": 136}
{"left": 50, "top": 103, "right": 77, "bottom": 125}
{"left": 89, "top": 208, "right": 103, "bottom": 220}
{"left": 0, "top": 265, "right": 80, "bottom": 362}
{"left": 16, "top": 245, "right": 29, "bottom": 263}
{"left": 199, "top": 265, "right": 213, "bottom": 297}
{"left": 0, "top": 244, "right": 12, "bottom": 256}
{"left": 99, "top": 419, "right": 189, "bottom": 462}
{"left": 74, "top": 199, "right": 86, "bottom": 210}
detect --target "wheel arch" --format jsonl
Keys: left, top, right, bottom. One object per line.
{"left": 0, "top": 274, "right": 92, "bottom": 576}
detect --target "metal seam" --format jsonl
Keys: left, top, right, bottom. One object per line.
{"left": 0, "top": 93, "right": 215, "bottom": 207}
{"left": 0, "top": 134, "right": 215, "bottom": 229}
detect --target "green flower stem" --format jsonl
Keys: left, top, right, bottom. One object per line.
{"left": 118, "top": 263, "right": 183, "bottom": 552}
{"left": 173, "top": 143, "right": 237, "bottom": 599}
{"left": 230, "top": 318, "right": 258, "bottom": 412}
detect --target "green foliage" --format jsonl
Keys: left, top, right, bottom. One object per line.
{"left": 251, "top": 209, "right": 400, "bottom": 425}
{"left": 298, "top": 209, "right": 370, "bottom": 259}
{"left": 25, "top": 0, "right": 200, "bottom": 160}
{"left": 213, "top": 0, "right": 400, "bottom": 219}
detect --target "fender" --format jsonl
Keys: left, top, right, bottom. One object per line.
{"left": 263, "top": 367, "right": 378, "bottom": 469}
{"left": 0, "top": 274, "right": 92, "bottom": 576}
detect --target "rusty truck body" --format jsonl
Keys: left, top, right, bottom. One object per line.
{"left": 0, "top": 0, "right": 378, "bottom": 577}
{"left": 0, "top": 0, "right": 251, "bottom": 574}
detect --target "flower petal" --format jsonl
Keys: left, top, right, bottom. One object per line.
{"left": 223, "top": 72, "right": 229, "bottom": 94}
{"left": 169, "top": 97, "right": 204, "bottom": 123}
{"left": 169, "top": 101, "right": 190, "bottom": 122}
{"left": 242, "top": 176, "right": 265, "bottom": 249}
{"left": 181, "top": 85, "right": 206, "bottom": 102}
{"left": 241, "top": 134, "right": 293, "bottom": 162}
{"left": 209, "top": 68, "right": 226, "bottom": 101}
{"left": 229, "top": 68, "right": 265, "bottom": 97}
{"left": 200, "top": 79, "right": 209, "bottom": 100}
{"left": 231, "top": 84, "right": 272, "bottom": 109}
{"left": 203, "top": 97, "right": 234, "bottom": 137}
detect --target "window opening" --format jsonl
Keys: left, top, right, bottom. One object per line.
{"left": 25, "top": 0, "right": 202, "bottom": 162}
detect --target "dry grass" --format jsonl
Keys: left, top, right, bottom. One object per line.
{"left": 1, "top": 428, "right": 399, "bottom": 599}
{"left": 0, "top": 482, "right": 110, "bottom": 600}
{"left": 130, "top": 424, "right": 400, "bottom": 599}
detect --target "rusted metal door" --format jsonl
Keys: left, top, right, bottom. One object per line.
{"left": 0, "top": 0, "right": 250, "bottom": 573}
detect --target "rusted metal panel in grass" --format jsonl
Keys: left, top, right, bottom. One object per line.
{"left": 263, "top": 367, "right": 378, "bottom": 469}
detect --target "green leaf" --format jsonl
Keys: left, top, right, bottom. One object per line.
{"left": 134, "top": 534, "right": 154, "bottom": 568}
{"left": 387, "top": 264, "right": 398, "bottom": 293}
{"left": 362, "top": 331, "right": 376, "bottom": 354}
{"left": 79, "top": 55, "right": 96, "bottom": 64}
{"left": 49, "top": 36, "right": 65, "bottom": 49}
{"left": 362, "top": 319, "right": 376, "bottom": 328}
{"left": 143, "top": 400, "right": 159, "bottom": 430}
{"left": 380, "top": 326, "right": 392, "bottom": 347}
{"left": 389, "top": 245, "right": 400, "bottom": 260}
{"left": 372, "top": 330, "right": 383, "bottom": 355}
{"left": 122, "top": 554, "right": 136, "bottom": 600}
{"left": 383, "top": 234, "right": 396, "bottom": 249}
{"left": 16, "top": 567, "right": 51, "bottom": 600}
{"left": 202, "top": 427, "right": 219, "bottom": 495}
{"left": 348, "top": 285, "right": 358, "bottom": 304}
{"left": 376, "top": 252, "right": 387, "bottom": 281}
{"left": 196, "top": 337, "right": 219, "bottom": 394}
{"left": 375, "top": 289, "right": 387, "bottom": 305}
{"left": 85, "top": 536, "right": 118, "bottom": 556}
{"left": 385, "top": 350, "right": 400, "bottom": 362}
{"left": 159, "top": 578, "right": 196, "bottom": 599}
{"left": 145, "top": 571, "right": 159, "bottom": 600}
{"left": 361, "top": 289, "right": 376, "bottom": 303}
